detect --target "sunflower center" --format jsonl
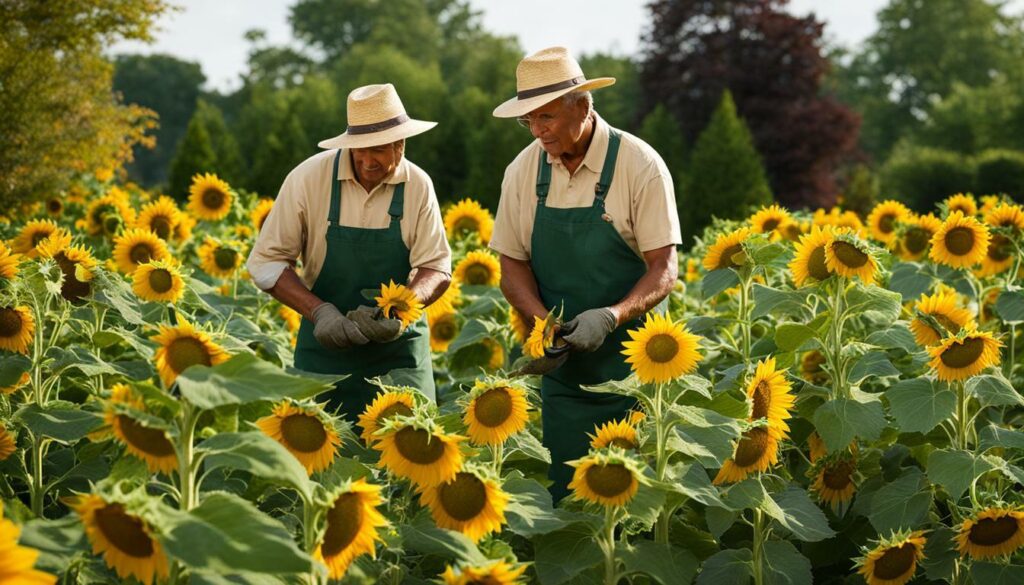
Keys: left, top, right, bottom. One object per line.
{"left": 376, "top": 401, "right": 413, "bottom": 424}
{"left": 872, "top": 542, "right": 917, "bottom": 580}
{"left": 968, "top": 515, "right": 1019, "bottom": 546}
{"left": 150, "top": 216, "right": 173, "bottom": 240}
{"left": 988, "top": 235, "right": 1012, "bottom": 261}
{"left": 202, "top": 188, "right": 226, "bottom": 210}
{"left": 321, "top": 493, "right": 363, "bottom": 557}
{"left": 47, "top": 199, "right": 62, "bottom": 213}
{"left": 94, "top": 503, "right": 155, "bottom": 558}
{"left": 645, "top": 333, "right": 679, "bottom": 364}
{"left": 130, "top": 243, "right": 154, "bottom": 265}
{"left": 584, "top": 463, "right": 633, "bottom": 498}
{"left": 807, "top": 245, "right": 831, "bottom": 281}
{"left": 54, "top": 254, "right": 90, "bottom": 301}
{"left": 904, "top": 227, "right": 931, "bottom": 254}
{"left": 944, "top": 227, "right": 975, "bottom": 256}
{"left": 879, "top": 214, "right": 896, "bottom": 234}
{"left": 473, "top": 388, "right": 513, "bottom": 427}
{"left": 393, "top": 427, "right": 445, "bottom": 465}
{"left": 91, "top": 203, "right": 115, "bottom": 226}
{"left": 148, "top": 269, "right": 174, "bottom": 293}
{"left": 31, "top": 230, "right": 53, "bottom": 247}
{"left": 930, "top": 313, "right": 963, "bottom": 336}
{"left": 464, "top": 264, "right": 492, "bottom": 285}
{"left": 103, "top": 214, "right": 123, "bottom": 235}
{"left": 939, "top": 337, "right": 985, "bottom": 369}
{"left": 280, "top": 413, "right": 328, "bottom": 453}
{"left": 716, "top": 244, "right": 744, "bottom": 270}
{"left": 762, "top": 218, "right": 781, "bottom": 232}
{"left": 831, "top": 241, "right": 868, "bottom": 268}
{"left": 0, "top": 308, "right": 23, "bottom": 337}
{"left": 432, "top": 317, "right": 458, "bottom": 341}
{"left": 116, "top": 415, "right": 175, "bottom": 457}
{"left": 609, "top": 437, "right": 637, "bottom": 450}
{"left": 733, "top": 427, "right": 771, "bottom": 467}
{"left": 453, "top": 216, "right": 479, "bottom": 234}
{"left": 165, "top": 337, "right": 213, "bottom": 374}
{"left": 213, "top": 248, "right": 238, "bottom": 270}
{"left": 388, "top": 299, "right": 410, "bottom": 314}
{"left": 822, "top": 460, "right": 855, "bottom": 490}
{"left": 439, "top": 472, "right": 487, "bottom": 521}
{"left": 750, "top": 380, "right": 772, "bottom": 421}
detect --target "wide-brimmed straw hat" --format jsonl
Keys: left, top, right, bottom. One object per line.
{"left": 492, "top": 46, "right": 616, "bottom": 118}
{"left": 318, "top": 83, "right": 437, "bottom": 149}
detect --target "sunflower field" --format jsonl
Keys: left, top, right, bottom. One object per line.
{"left": 1, "top": 173, "right": 1023, "bottom": 585}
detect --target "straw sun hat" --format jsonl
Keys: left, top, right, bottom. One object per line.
{"left": 492, "top": 46, "right": 616, "bottom": 118}
{"left": 318, "top": 83, "right": 437, "bottom": 149}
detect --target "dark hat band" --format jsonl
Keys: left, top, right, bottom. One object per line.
{"left": 516, "top": 76, "right": 585, "bottom": 100}
{"left": 346, "top": 114, "right": 410, "bottom": 135}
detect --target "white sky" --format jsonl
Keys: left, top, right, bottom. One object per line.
{"left": 111, "top": 0, "right": 1017, "bottom": 92}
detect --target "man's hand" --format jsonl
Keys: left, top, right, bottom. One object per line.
{"left": 311, "top": 303, "right": 369, "bottom": 350}
{"left": 560, "top": 307, "right": 617, "bottom": 352}
{"left": 347, "top": 305, "right": 403, "bottom": 343}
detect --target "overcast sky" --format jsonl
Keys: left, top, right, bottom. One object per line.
{"left": 111, "top": 0, "right": 1017, "bottom": 92}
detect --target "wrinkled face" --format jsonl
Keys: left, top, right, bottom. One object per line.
{"left": 351, "top": 141, "right": 403, "bottom": 188}
{"left": 520, "top": 97, "right": 590, "bottom": 158}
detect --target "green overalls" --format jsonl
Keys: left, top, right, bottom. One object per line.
{"left": 294, "top": 150, "right": 435, "bottom": 423}
{"left": 531, "top": 130, "right": 649, "bottom": 502}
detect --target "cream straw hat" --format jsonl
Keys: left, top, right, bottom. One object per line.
{"left": 492, "top": 46, "right": 616, "bottom": 118}
{"left": 318, "top": 83, "right": 437, "bottom": 149}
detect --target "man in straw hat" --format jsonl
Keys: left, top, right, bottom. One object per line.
{"left": 491, "top": 47, "right": 681, "bottom": 501}
{"left": 248, "top": 83, "right": 451, "bottom": 422}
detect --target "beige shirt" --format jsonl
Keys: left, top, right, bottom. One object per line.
{"left": 489, "top": 114, "right": 682, "bottom": 261}
{"left": 247, "top": 149, "right": 451, "bottom": 291}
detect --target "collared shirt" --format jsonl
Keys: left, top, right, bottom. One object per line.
{"left": 247, "top": 149, "right": 452, "bottom": 291}
{"left": 489, "top": 113, "right": 682, "bottom": 261}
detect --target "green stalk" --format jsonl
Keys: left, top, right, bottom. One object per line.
{"left": 302, "top": 496, "right": 323, "bottom": 585}
{"left": 29, "top": 436, "right": 48, "bottom": 517}
{"left": 491, "top": 442, "right": 504, "bottom": 475}
{"left": 601, "top": 506, "right": 618, "bottom": 585}
{"left": 653, "top": 382, "right": 671, "bottom": 544}
{"left": 955, "top": 380, "right": 969, "bottom": 451}
{"left": 827, "top": 278, "right": 847, "bottom": 399}
{"left": 738, "top": 274, "right": 752, "bottom": 362}
{"left": 176, "top": 402, "right": 200, "bottom": 511}
{"left": 752, "top": 508, "right": 766, "bottom": 585}
{"left": 1005, "top": 324, "right": 1016, "bottom": 379}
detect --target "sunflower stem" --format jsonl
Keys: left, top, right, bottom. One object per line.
{"left": 29, "top": 435, "right": 47, "bottom": 517}
{"left": 176, "top": 401, "right": 200, "bottom": 511}
{"left": 738, "top": 273, "right": 752, "bottom": 363}
{"left": 491, "top": 442, "right": 504, "bottom": 475}
{"left": 654, "top": 382, "right": 671, "bottom": 544}
{"left": 752, "top": 508, "right": 766, "bottom": 585}
{"left": 1005, "top": 324, "right": 1016, "bottom": 379}
{"left": 601, "top": 506, "right": 618, "bottom": 585}
{"left": 827, "top": 277, "right": 848, "bottom": 400}
{"left": 955, "top": 380, "right": 969, "bottom": 451}
{"left": 301, "top": 496, "right": 323, "bottom": 585}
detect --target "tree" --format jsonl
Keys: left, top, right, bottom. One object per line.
{"left": 638, "top": 104, "right": 687, "bottom": 221}
{"left": 684, "top": 91, "right": 772, "bottom": 240}
{"left": 640, "top": 0, "right": 860, "bottom": 209}
{"left": 579, "top": 53, "right": 642, "bottom": 131}
{"left": 168, "top": 106, "right": 218, "bottom": 201}
{"left": 880, "top": 145, "right": 975, "bottom": 210}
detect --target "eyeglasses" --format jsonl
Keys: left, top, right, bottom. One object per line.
{"left": 516, "top": 111, "right": 559, "bottom": 129}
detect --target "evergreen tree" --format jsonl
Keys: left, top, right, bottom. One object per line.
{"left": 638, "top": 104, "right": 687, "bottom": 226}
{"left": 684, "top": 91, "right": 772, "bottom": 240}
{"left": 198, "top": 101, "right": 245, "bottom": 187}
{"left": 168, "top": 108, "right": 217, "bottom": 201}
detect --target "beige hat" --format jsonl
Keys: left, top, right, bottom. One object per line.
{"left": 493, "top": 46, "right": 616, "bottom": 118}
{"left": 318, "top": 83, "right": 437, "bottom": 149}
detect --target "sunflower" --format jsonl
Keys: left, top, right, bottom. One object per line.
{"left": 568, "top": 450, "right": 644, "bottom": 507}
{"left": 866, "top": 200, "right": 911, "bottom": 245}
{"left": 856, "top": 531, "right": 927, "bottom": 585}
{"left": 0, "top": 426, "right": 15, "bottom": 461}
{"left": 482, "top": 337, "right": 505, "bottom": 371}
{"left": 313, "top": 479, "right": 387, "bottom": 579}
{"left": 36, "top": 238, "right": 98, "bottom": 302}
{"left": 929, "top": 211, "right": 991, "bottom": 269}
{"left": 454, "top": 250, "right": 501, "bottom": 286}
{"left": 824, "top": 230, "right": 878, "bottom": 284}
{"left": 84, "top": 192, "right": 136, "bottom": 237}
{"left": 173, "top": 212, "right": 196, "bottom": 243}
{"left": 134, "top": 196, "right": 181, "bottom": 240}
{"left": 197, "top": 237, "right": 245, "bottom": 279}
{"left": 789, "top": 225, "right": 834, "bottom": 287}
{"left": 945, "top": 193, "right": 977, "bottom": 217}
{"left": 357, "top": 390, "right": 417, "bottom": 445}
{"left": 279, "top": 305, "right": 301, "bottom": 333}
{"left": 71, "top": 494, "right": 170, "bottom": 584}
{"left": 984, "top": 203, "right": 1024, "bottom": 231}
{"left": 1, "top": 371, "right": 29, "bottom": 395}
{"left": 257, "top": 401, "right": 341, "bottom": 475}
{"left": 893, "top": 213, "right": 942, "bottom": 261}
{"left": 684, "top": 257, "right": 700, "bottom": 282}
{"left": 909, "top": 291, "right": 975, "bottom": 347}
{"left": 810, "top": 454, "right": 857, "bottom": 514}
{"left": 105, "top": 384, "right": 177, "bottom": 474}
{"left": 746, "top": 356, "right": 795, "bottom": 439}
{"left": 440, "top": 561, "right": 528, "bottom": 585}
{"left": 11, "top": 219, "right": 63, "bottom": 258}
{"left": 132, "top": 260, "right": 185, "bottom": 304}
{"left": 523, "top": 312, "right": 557, "bottom": 359}
{"left": 621, "top": 312, "right": 703, "bottom": 384}
{"left": 713, "top": 427, "right": 780, "bottom": 485}
{"left": 112, "top": 228, "right": 170, "bottom": 274}
{"left": 0, "top": 501, "right": 57, "bottom": 584}
{"left": 375, "top": 280, "right": 423, "bottom": 329}
{"left": 589, "top": 417, "right": 639, "bottom": 451}
{"left": 0, "top": 306, "right": 33, "bottom": 354}
{"left": 251, "top": 198, "right": 274, "bottom": 232}
{"left": 151, "top": 315, "right": 230, "bottom": 388}
{"left": 419, "top": 465, "right": 508, "bottom": 542}
{"left": 702, "top": 227, "right": 751, "bottom": 271}
{"left": 374, "top": 420, "right": 465, "bottom": 487}
{"left": 444, "top": 198, "right": 494, "bottom": 243}
{"left": 978, "top": 233, "right": 1016, "bottom": 277}
{"left": 508, "top": 306, "right": 530, "bottom": 344}
{"left": 780, "top": 219, "right": 810, "bottom": 242}
{"left": 429, "top": 311, "right": 459, "bottom": 352}
{"left": 956, "top": 507, "right": 1024, "bottom": 559}
{"left": 463, "top": 380, "right": 530, "bottom": 446}
{"left": 749, "top": 204, "right": 791, "bottom": 240}
{"left": 800, "top": 350, "right": 830, "bottom": 387}
{"left": 813, "top": 207, "right": 865, "bottom": 235}
{"left": 426, "top": 280, "right": 461, "bottom": 322}
{"left": 0, "top": 241, "right": 21, "bottom": 283}
{"left": 927, "top": 329, "right": 1002, "bottom": 381}
{"left": 807, "top": 431, "right": 827, "bottom": 463}
{"left": 980, "top": 195, "right": 1002, "bottom": 215}
{"left": 44, "top": 195, "right": 63, "bottom": 217}
{"left": 187, "top": 173, "right": 233, "bottom": 221}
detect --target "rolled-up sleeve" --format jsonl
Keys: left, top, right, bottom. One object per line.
{"left": 632, "top": 160, "right": 682, "bottom": 252}
{"left": 489, "top": 168, "right": 529, "bottom": 260}
{"left": 408, "top": 176, "right": 452, "bottom": 274}
{"left": 247, "top": 169, "right": 308, "bottom": 290}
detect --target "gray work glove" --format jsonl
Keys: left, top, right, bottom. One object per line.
{"left": 560, "top": 307, "right": 617, "bottom": 352}
{"left": 311, "top": 303, "right": 369, "bottom": 350}
{"left": 346, "top": 305, "right": 403, "bottom": 343}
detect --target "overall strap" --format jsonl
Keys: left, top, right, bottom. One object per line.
{"left": 387, "top": 182, "right": 405, "bottom": 223}
{"left": 536, "top": 148, "right": 552, "bottom": 203}
{"left": 328, "top": 149, "right": 343, "bottom": 226}
{"left": 593, "top": 129, "right": 622, "bottom": 206}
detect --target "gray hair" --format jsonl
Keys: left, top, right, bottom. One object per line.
{"left": 562, "top": 90, "right": 593, "bottom": 111}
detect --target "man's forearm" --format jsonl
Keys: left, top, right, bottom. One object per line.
{"left": 499, "top": 255, "right": 549, "bottom": 322}
{"left": 267, "top": 268, "right": 325, "bottom": 321}
{"left": 409, "top": 267, "right": 451, "bottom": 307}
{"left": 607, "top": 245, "right": 678, "bottom": 326}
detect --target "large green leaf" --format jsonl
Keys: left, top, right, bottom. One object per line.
{"left": 845, "top": 284, "right": 903, "bottom": 323}
{"left": 868, "top": 469, "right": 931, "bottom": 534}
{"left": 176, "top": 354, "right": 337, "bottom": 409}
{"left": 618, "top": 540, "right": 699, "bottom": 585}
{"left": 702, "top": 269, "right": 739, "bottom": 299}
{"left": 921, "top": 525, "right": 959, "bottom": 582}
{"left": 15, "top": 402, "right": 103, "bottom": 442}
{"left": 888, "top": 262, "right": 934, "bottom": 302}
{"left": 670, "top": 407, "right": 743, "bottom": 467}
{"left": 886, "top": 378, "right": 955, "bottom": 434}
{"left": 979, "top": 425, "right": 1024, "bottom": 451}
{"left": 847, "top": 351, "right": 900, "bottom": 385}
{"left": 865, "top": 324, "right": 918, "bottom": 353}
{"left": 18, "top": 515, "right": 87, "bottom": 572}
{"left": 752, "top": 284, "right": 811, "bottom": 320}
{"left": 504, "top": 429, "right": 551, "bottom": 463}
{"left": 197, "top": 432, "right": 313, "bottom": 502}
{"left": 970, "top": 562, "right": 1024, "bottom": 584}
{"left": 696, "top": 549, "right": 753, "bottom": 585}
{"left": 665, "top": 462, "right": 724, "bottom": 507}
{"left": 399, "top": 513, "right": 485, "bottom": 564}
{"left": 532, "top": 522, "right": 603, "bottom": 585}
{"left": 770, "top": 486, "right": 836, "bottom": 543}
{"left": 994, "top": 289, "right": 1024, "bottom": 323}
{"left": 927, "top": 449, "right": 997, "bottom": 500}
{"left": 158, "top": 492, "right": 312, "bottom": 574}
{"left": 967, "top": 374, "right": 1024, "bottom": 407}
{"left": 503, "top": 476, "right": 574, "bottom": 537}
{"left": 46, "top": 346, "right": 153, "bottom": 380}
{"left": 774, "top": 323, "right": 818, "bottom": 352}
{"left": 626, "top": 483, "right": 667, "bottom": 530}
{"left": 447, "top": 318, "right": 490, "bottom": 353}
{"left": 762, "top": 540, "right": 812, "bottom": 585}
{"left": 813, "top": 391, "right": 887, "bottom": 453}
{"left": 0, "top": 354, "right": 31, "bottom": 386}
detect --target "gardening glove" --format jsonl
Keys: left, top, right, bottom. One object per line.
{"left": 311, "top": 302, "right": 369, "bottom": 350}
{"left": 346, "top": 305, "right": 403, "bottom": 343}
{"left": 560, "top": 307, "right": 617, "bottom": 353}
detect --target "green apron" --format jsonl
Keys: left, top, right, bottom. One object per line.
{"left": 294, "top": 150, "right": 435, "bottom": 423}
{"left": 531, "top": 130, "right": 648, "bottom": 502}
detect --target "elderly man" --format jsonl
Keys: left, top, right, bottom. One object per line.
{"left": 248, "top": 83, "right": 451, "bottom": 422}
{"left": 491, "top": 47, "right": 681, "bottom": 501}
